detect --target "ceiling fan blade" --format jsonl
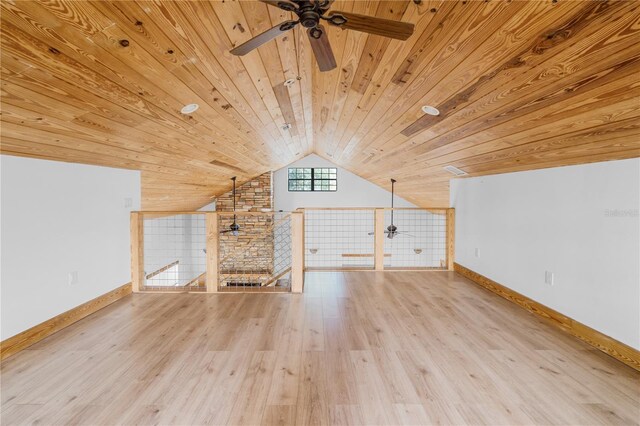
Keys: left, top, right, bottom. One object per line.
{"left": 397, "top": 232, "right": 415, "bottom": 238}
{"left": 230, "top": 21, "right": 298, "bottom": 56}
{"left": 369, "top": 230, "right": 397, "bottom": 235}
{"left": 327, "top": 11, "right": 414, "bottom": 40}
{"left": 311, "top": 0, "right": 334, "bottom": 9}
{"left": 307, "top": 25, "right": 337, "bottom": 72}
{"left": 259, "top": 0, "right": 299, "bottom": 11}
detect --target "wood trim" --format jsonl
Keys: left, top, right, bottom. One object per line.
{"left": 304, "top": 267, "right": 444, "bottom": 272}
{"left": 342, "top": 253, "right": 391, "bottom": 258}
{"left": 262, "top": 267, "right": 292, "bottom": 287}
{"left": 291, "top": 211, "right": 304, "bottom": 293}
{"left": 182, "top": 272, "right": 206, "bottom": 288}
{"left": 379, "top": 208, "right": 449, "bottom": 212}
{"left": 446, "top": 208, "right": 455, "bottom": 271}
{"left": 145, "top": 260, "right": 179, "bottom": 280}
{"left": 0, "top": 283, "right": 132, "bottom": 361}
{"left": 297, "top": 207, "right": 377, "bottom": 211}
{"left": 133, "top": 211, "right": 208, "bottom": 215}
{"left": 454, "top": 263, "right": 640, "bottom": 372}
{"left": 305, "top": 267, "right": 375, "bottom": 272}
{"left": 130, "top": 212, "right": 144, "bottom": 293}
{"left": 135, "top": 287, "right": 196, "bottom": 294}
{"left": 374, "top": 209, "right": 385, "bottom": 271}
{"left": 301, "top": 211, "right": 305, "bottom": 270}
{"left": 297, "top": 207, "right": 450, "bottom": 211}
{"left": 205, "top": 212, "right": 219, "bottom": 293}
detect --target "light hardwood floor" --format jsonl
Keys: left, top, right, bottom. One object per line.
{"left": 1, "top": 271, "right": 638, "bottom": 425}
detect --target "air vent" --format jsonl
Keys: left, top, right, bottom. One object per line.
{"left": 443, "top": 165, "right": 468, "bottom": 176}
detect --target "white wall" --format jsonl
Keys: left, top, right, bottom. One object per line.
{"left": 1, "top": 156, "right": 141, "bottom": 340}
{"left": 451, "top": 158, "right": 640, "bottom": 349}
{"left": 273, "top": 154, "right": 415, "bottom": 211}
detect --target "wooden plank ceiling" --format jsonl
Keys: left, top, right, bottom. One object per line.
{"left": 2, "top": 0, "right": 639, "bottom": 210}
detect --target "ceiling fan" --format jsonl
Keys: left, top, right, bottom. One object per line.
{"left": 369, "top": 178, "right": 413, "bottom": 239}
{"left": 220, "top": 176, "right": 241, "bottom": 236}
{"left": 230, "top": 0, "right": 415, "bottom": 72}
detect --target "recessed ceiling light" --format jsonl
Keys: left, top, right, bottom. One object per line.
{"left": 422, "top": 105, "right": 440, "bottom": 116}
{"left": 180, "top": 103, "right": 199, "bottom": 114}
{"left": 443, "top": 165, "right": 468, "bottom": 176}
{"left": 284, "top": 78, "right": 296, "bottom": 87}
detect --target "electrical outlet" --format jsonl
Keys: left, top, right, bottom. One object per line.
{"left": 475, "top": 248, "right": 481, "bottom": 258}
{"left": 68, "top": 271, "right": 79, "bottom": 286}
{"left": 545, "top": 271, "right": 554, "bottom": 286}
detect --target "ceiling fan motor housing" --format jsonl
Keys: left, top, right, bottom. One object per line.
{"left": 299, "top": 10, "right": 320, "bottom": 28}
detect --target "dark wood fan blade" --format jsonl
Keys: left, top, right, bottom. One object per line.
{"left": 328, "top": 11, "right": 414, "bottom": 40}
{"left": 307, "top": 25, "right": 337, "bottom": 72}
{"left": 312, "top": 0, "right": 334, "bottom": 9}
{"left": 230, "top": 21, "right": 298, "bottom": 56}
{"left": 259, "top": 0, "right": 298, "bottom": 11}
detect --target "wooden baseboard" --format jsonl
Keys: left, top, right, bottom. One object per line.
{"left": 454, "top": 263, "right": 640, "bottom": 372}
{"left": 0, "top": 283, "right": 132, "bottom": 361}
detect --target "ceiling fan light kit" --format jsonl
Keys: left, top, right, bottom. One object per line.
{"left": 230, "top": 0, "right": 415, "bottom": 72}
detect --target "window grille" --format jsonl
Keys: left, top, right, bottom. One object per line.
{"left": 288, "top": 167, "right": 337, "bottom": 192}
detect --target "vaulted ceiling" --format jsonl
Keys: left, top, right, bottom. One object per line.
{"left": 2, "top": 0, "right": 639, "bottom": 210}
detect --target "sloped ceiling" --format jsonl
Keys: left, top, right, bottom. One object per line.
{"left": 1, "top": 0, "right": 639, "bottom": 210}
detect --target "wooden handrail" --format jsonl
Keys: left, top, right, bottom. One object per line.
{"left": 182, "top": 272, "right": 206, "bottom": 288}
{"left": 297, "top": 207, "right": 450, "bottom": 211}
{"left": 263, "top": 267, "right": 291, "bottom": 287}
{"left": 145, "top": 260, "right": 179, "bottom": 280}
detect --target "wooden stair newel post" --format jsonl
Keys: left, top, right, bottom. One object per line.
{"left": 291, "top": 211, "right": 304, "bottom": 293}
{"left": 446, "top": 208, "right": 455, "bottom": 271}
{"left": 206, "top": 212, "right": 219, "bottom": 293}
{"left": 130, "top": 212, "right": 144, "bottom": 293}
{"left": 374, "top": 209, "right": 385, "bottom": 271}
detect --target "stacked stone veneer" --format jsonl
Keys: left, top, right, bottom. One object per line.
{"left": 217, "top": 172, "right": 274, "bottom": 275}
